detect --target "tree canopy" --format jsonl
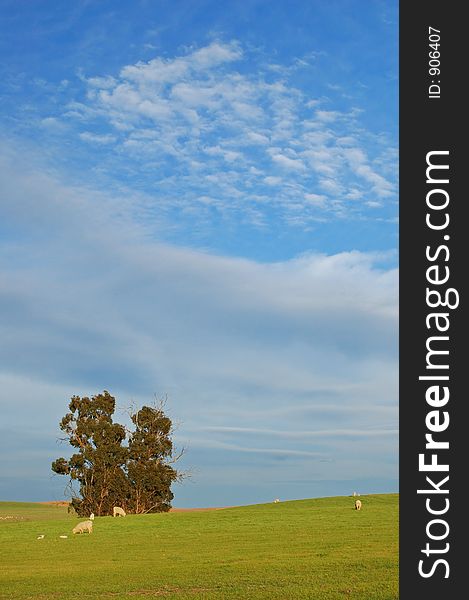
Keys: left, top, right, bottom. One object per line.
{"left": 52, "top": 391, "right": 182, "bottom": 516}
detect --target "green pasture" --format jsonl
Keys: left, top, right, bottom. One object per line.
{"left": 0, "top": 495, "right": 398, "bottom": 600}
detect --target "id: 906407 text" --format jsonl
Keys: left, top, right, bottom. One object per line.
{"left": 428, "top": 26, "right": 441, "bottom": 99}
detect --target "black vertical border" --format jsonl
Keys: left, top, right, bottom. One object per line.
{"left": 400, "top": 3, "right": 465, "bottom": 598}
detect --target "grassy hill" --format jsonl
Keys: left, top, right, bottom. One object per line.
{"left": 0, "top": 494, "right": 398, "bottom": 600}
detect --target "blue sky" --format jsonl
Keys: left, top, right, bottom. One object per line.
{"left": 0, "top": 0, "right": 398, "bottom": 507}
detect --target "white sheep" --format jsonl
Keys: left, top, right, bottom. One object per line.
{"left": 273, "top": 498, "right": 280, "bottom": 503}
{"left": 355, "top": 499, "right": 362, "bottom": 511}
{"left": 113, "top": 506, "right": 126, "bottom": 517}
{"left": 72, "top": 520, "right": 93, "bottom": 534}
{"left": 89, "top": 513, "right": 95, "bottom": 520}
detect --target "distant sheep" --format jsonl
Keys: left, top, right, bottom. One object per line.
{"left": 355, "top": 500, "right": 362, "bottom": 511}
{"left": 89, "top": 513, "right": 95, "bottom": 520}
{"left": 72, "top": 520, "right": 93, "bottom": 534}
{"left": 273, "top": 499, "right": 280, "bottom": 503}
{"left": 113, "top": 506, "right": 126, "bottom": 517}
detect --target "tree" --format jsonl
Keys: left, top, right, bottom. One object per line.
{"left": 127, "top": 405, "right": 180, "bottom": 513}
{"left": 52, "top": 391, "right": 182, "bottom": 516}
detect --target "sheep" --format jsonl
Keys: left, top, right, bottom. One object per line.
{"left": 72, "top": 520, "right": 93, "bottom": 534}
{"left": 113, "top": 506, "right": 126, "bottom": 517}
{"left": 89, "top": 513, "right": 95, "bottom": 520}
{"left": 273, "top": 498, "right": 280, "bottom": 503}
{"left": 355, "top": 499, "right": 362, "bottom": 511}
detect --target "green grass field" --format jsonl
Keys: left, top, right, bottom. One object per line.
{"left": 0, "top": 495, "right": 398, "bottom": 600}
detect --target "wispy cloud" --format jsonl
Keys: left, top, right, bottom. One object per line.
{"left": 193, "top": 426, "right": 398, "bottom": 439}
{"left": 47, "top": 41, "right": 397, "bottom": 230}
{"left": 79, "top": 131, "right": 117, "bottom": 144}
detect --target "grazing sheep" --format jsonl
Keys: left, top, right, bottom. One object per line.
{"left": 89, "top": 513, "right": 95, "bottom": 520}
{"left": 273, "top": 498, "right": 280, "bottom": 503}
{"left": 355, "top": 499, "right": 362, "bottom": 511}
{"left": 37, "top": 534, "right": 45, "bottom": 540}
{"left": 72, "top": 520, "right": 93, "bottom": 534}
{"left": 113, "top": 506, "right": 126, "bottom": 517}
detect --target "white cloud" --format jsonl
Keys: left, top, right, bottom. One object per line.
{"left": 204, "top": 145, "right": 244, "bottom": 163}
{"left": 264, "top": 176, "right": 282, "bottom": 186}
{"left": 120, "top": 41, "right": 241, "bottom": 87}
{"left": 50, "top": 41, "right": 397, "bottom": 227}
{"left": 79, "top": 132, "right": 116, "bottom": 144}
{"left": 246, "top": 131, "right": 270, "bottom": 145}
{"left": 87, "top": 75, "right": 117, "bottom": 89}
{"left": 270, "top": 152, "right": 306, "bottom": 172}
{"left": 304, "top": 193, "right": 327, "bottom": 207}
{"left": 319, "top": 178, "right": 343, "bottom": 195}
{"left": 315, "top": 109, "right": 341, "bottom": 123}
{"left": 188, "top": 40, "right": 242, "bottom": 68}
{"left": 343, "top": 147, "right": 394, "bottom": 198}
